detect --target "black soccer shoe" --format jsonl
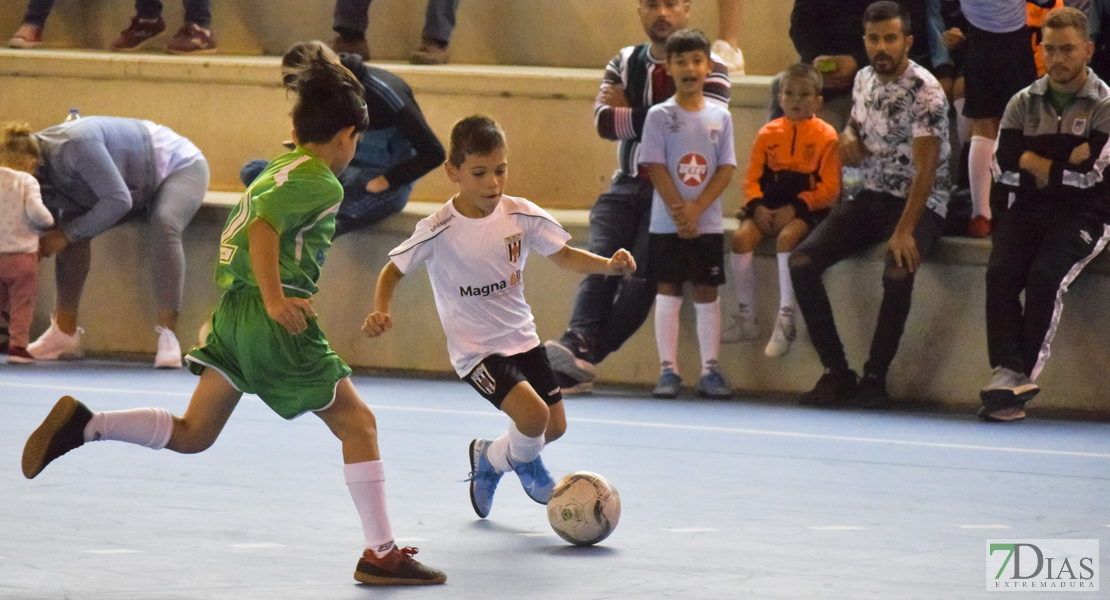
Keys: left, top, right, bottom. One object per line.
{"left": 22, "top": 396, "right": 92, "bottom": 479}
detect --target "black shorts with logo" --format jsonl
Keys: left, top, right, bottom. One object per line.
{"left": 646, "top": 233, "right": 726, "bottom": 286}
{"left": 463, "top": 344, "right": 563, "bottom": 409}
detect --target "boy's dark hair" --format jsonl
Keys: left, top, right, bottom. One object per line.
{"left": 0, "top": 122, "right": 40, "bottom": 163}
{"left": 448, "top": 115, "right": 506, "bottom": 167}
{"left": 281, "top": 40, "right": 369, "bottom": 144}
{"left": 664, "top": 28, "right": 711, "bottom": 59}
{"left": 780, "top": 63, "right": 823, "bottom": 96}
{"left": 1043, "top": 6, "right": 1090, "bottom": 41}
{"left": 863, "top": 1, "right": 911, "bottom": 36}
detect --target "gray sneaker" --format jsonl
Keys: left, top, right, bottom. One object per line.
{"left": 652, "top": 365, "right": 682, "bottom": 399}
{"left": 980, "top": 367, "right": 1039, "bottom": 411}
{"left": 697, "top": 363, "right": 733, "bottom": 399}
{"left": 977, "top": 404, "right": 1027, "bottom": 423}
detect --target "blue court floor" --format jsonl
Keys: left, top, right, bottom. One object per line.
{"left": 1, "top": 360, "right": 1108, "bottom": 599}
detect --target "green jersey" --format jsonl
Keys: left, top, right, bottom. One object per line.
{"left": 215, "top": 148, "right": 342, "bottom": 295}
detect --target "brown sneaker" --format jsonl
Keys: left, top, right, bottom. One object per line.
{"left": 410, "top": 39, "right": 449, "bottom": 65}
{"left": 111, "top": 16, "right": 166, "bottom": 51}
{"left": 7, "top": 346, "right": 34, "bottom": 364}
{"left": 167, "top": 22, "right": 216, "bottom": 55}
{"left": 353, "top": 546, "right": 446, "bottom": 586}
{"left": 8, "top": 24, "right": 43, "bottom": 49}
{"left": 330, "top": 34, "right": 370, "bottom": 60}
{"left": 22, "top": 396, "right": 93, "bottom": 479}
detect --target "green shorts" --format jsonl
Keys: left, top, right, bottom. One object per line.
{"left": 186, "top": 287, "right": 352, "bottom": 420}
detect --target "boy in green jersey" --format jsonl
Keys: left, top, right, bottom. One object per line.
{"left": 21, "top": 41, "right": 445, "bottom": 586}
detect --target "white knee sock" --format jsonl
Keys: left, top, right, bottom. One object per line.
{"left": 507, "top": 423, "right": 544, "bottom": 465}
{"left": 654, "top": 294, "right": 683, "bottom": 372}
{"left": 84, "top": 408, "right": 174, "bottom": 449}
{"left": 486, "top": 434, "right": 512, "bottom": 473}
{"left": 694, "top": 299, "right": 721, "bottom": 374}
{"left": 776, "top": 253, "right": 795, "bottom": 310}
{"left": 344, "top": 460, "right": 395, "bottom": 555}
{"left": 729, "top": 252, "right": 755, "bottom": 311}
{"left": 969, "top": 135, "right": 994, "bottom": 219}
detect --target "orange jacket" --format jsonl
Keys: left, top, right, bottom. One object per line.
{"left": 744, "top": 115, "right": 841, "bottom": 215}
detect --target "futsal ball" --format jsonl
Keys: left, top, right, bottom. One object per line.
{"left": 546, "top": 471, "right": 621, "bottom": 546}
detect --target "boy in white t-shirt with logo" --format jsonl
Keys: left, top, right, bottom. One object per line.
{"left": 363, "top": 115, "right": 635, "bottom": 520}
{"left": 639, "top": 28, "right": 737, "bottom": 399}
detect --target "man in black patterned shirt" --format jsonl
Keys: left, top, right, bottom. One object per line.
{"left": 789, "top": 1, "right": 950, "bottom": 408}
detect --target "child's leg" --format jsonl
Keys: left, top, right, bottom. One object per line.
{"left": 728, "top": 221, "right": 762, "bottom": 312}
{"left": 22, "top": 368, "right": 241, "bottom": 479}
{"left": 487, "top": 382, "right": 550, "bottom": 472}
{"left": 1, "top": 253, "right": 38, "bottom": 348}
{"left": 774, "top": 219, "right": 811, "bottom": 310}
{"left": 315, "top": 378, "right": 392, "bottom": 551}
{"left": 691, "top": 284, "right": 720, "bottom": 375}
{"left": 654, "top": 283, "right": 683, "bottom": 374}
{"left": 314, "top": 377, "right": 445, "bottom": 585}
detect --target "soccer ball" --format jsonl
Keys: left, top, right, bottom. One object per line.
{"left": 546, "top": 471, "right": 621, "bottom": 546}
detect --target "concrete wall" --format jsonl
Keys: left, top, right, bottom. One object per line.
{"left": 27, "top": 200, "right": 1110, "bottom": 419}
{"left": 1, "top": 0, "right": 798, "bottom": 74}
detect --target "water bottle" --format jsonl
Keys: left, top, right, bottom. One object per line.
{"left": 64, "top": 108, "right": 80, "bottom": 123}
{"left": 842, "top": 166, "right": 862, "bottom": 201}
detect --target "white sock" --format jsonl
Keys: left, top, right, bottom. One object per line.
{"left": 694, "top": 299, "right": 721, "bottom": 375}
{"left": 486, "top": 433, "right": 512, "bottom": 473}
{"left": 507, "top": 423, "right": 544, "bottom": 465}
{"left": 654, "top": 294, "right": 683, "bottom": 373}
{"left": 729, "top": 252, "right": 755, "bottom": 311}
{"left": 84, "top": 408, "right": 173, "bottom": 449}
{"left": 969, "top": 135, "right": 994, "bottom": 219}
{"left": 953, "top": 98, "right": 969, "bottom": 147}
{"left": 344, "top": 460, "right": 395, "bottom": 556}
{"left": 776, "top": 253, "right": 795, "bottom": 311}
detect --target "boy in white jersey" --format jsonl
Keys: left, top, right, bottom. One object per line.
{"left": 639, "top": 29, "right": 736, "bottom": 399}
{"left": 363, "top": 115, "right": 635, "bottom": 519}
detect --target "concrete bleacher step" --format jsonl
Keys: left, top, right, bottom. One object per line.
{"left": 0, "top": 49, "right": 774, "bottom": 209}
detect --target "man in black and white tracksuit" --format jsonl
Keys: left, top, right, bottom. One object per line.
{"left": 981, "top": 7, "right": 1110, "bottom": 422}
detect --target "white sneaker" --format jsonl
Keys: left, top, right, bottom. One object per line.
{"left": 721, "top": 306, "right": 758, "bottom": 343}
{"left": 27, "top": 321, "right": 83, "bottom": 360}
{"left": 711, "top": 39, "right": 745, "bottom": 77}
{"left": 154, "top": 326, "right": 182, "bottom": 368}
{"left": 764, "top": 309, "right": 797, "bottom": 358}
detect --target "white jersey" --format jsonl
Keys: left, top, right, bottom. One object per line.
{"left": 389, "top": 194, "right": 571, "bottom": 376}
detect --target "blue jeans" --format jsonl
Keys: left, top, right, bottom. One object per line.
{"left": 562, "top": 175, "right": 656, "bottom": 365}
{"left": 239, "top": 127, "right": 414, "bottom": 237}
{"left": 333, "top": 0, "right": 460, "bottom": 44}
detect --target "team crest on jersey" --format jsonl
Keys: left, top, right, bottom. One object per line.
{"left": 470, "top": 364, "right": 497, "bottom": 395}
{"left": 505, "top": 233, "right": 522, "bottom": 263}
{"left": 667, "top": 110, "right": 683, "bottom": 133}
{"left": 708, "top": 126, "right": 720, "bottom": 144}
{"left": 804, "top": 143, "right": 817, "bottom": 163}
{"left": 1072, "top": 116, "right": 1088, "bottom": 136}
{"left": 677, "top": 153, "right": 709, "bottom": 186}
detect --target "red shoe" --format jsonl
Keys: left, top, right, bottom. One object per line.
{"left": 353, "top": 546, "right": 446, "bottom": 586}
{"left": 968, "top": 215, "right": 992, "bottom": 238}
{"left": 111, "top": 16, "right": 166, "bottom": 51}
{"left": 8, "top": 24, "right": 43, "bottom": 49}
{"left": 7, "top": 346, "right": 34, "bottom": 364}
{"left": 167, "top": 22, "right": 217, "bottom": 55}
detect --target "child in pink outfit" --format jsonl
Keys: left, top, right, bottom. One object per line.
{"left": 0, "top": 122, "right": 54, "bottom": 363}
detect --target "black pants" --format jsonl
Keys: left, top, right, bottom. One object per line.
{"left": 985, "top": 202, "right": 1110, "bottom": 379}
{"left": 790, "top": 191, "right": 944, "bottom": 377}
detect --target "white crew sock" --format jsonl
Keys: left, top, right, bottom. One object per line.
{"left": 486, "top": 433, "right": 512, "bottom": 473}
{"left": 776, "top": 252, "right": 795, "bottom": 310}
{"left": 654, "top": 294, "right": 683, "bottom": 373}
{"left": 344, "top": 460, "right": 395, "bottom": 556}
{"left": 507, "top": 423, "right": 544, "bottom": 465}
{"left": 729, "top": 252, "right": 755, "bottom": 311}
{"left": 84, "top": 408, "right": 174, "bottom": 449}
{"left": 694, "top": 299, "right": 721, "bottom": 375}
{"left": 969, "top": 135, "right": 994, "bottom": 219}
